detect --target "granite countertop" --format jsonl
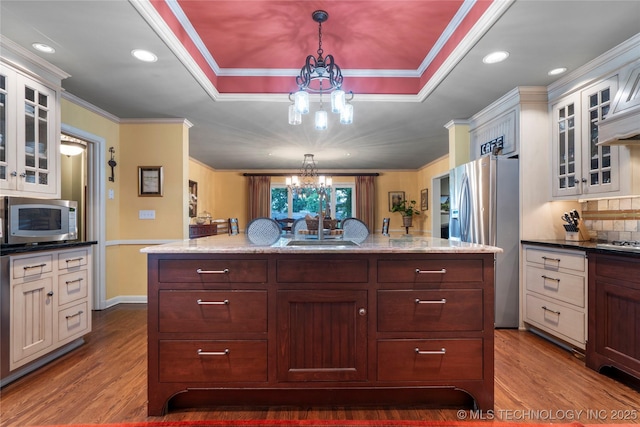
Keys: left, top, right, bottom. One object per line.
{"left": 521, "top": 239, "right": 640, "bottom": 257}
{"left": 521, "top": 239, "right": 599, "bottom": 251}
{"left": 0, "top": 240, "right": 98, "bottom": 256}
{"left": 141, "top": 234, "right": 503, "bottom": 254}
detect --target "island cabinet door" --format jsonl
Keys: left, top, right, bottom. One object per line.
{"left": 276, "top": 290, "right": 368, "bottom": 382}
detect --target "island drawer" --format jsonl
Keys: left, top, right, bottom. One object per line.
{"left": 158, "top": 340, "right": 268, "bottom": 383}
{"left": 524, "top": 247, "right": 586, "bottom": 272}
{"left": 377, "top": 289, "right": 483, "bottom": 331}
{"left": 157, "top": 259, "right": 267, "bottom": 283}
{"left": 525, "top": 265, "right": 585, "bottom": 308}
{"left": 377, "top": 339, "right": 483, "bottom": 381}
{"left": 276, "top": 259, "right": 368, "bottom": 283}
{"left": 12, "top": 253, "right": 53, "bottom": 279}
{"left": 377, "top": 259, "right": 485, "bottom": 284}
{"left": 57, "top": 269, "right": 89, "bottom": 306}
{"left": 158, "top": 290, "right": 267, "bottom": 333}
{"left": 524, "top": 294, "right": 584, "bottom": 344}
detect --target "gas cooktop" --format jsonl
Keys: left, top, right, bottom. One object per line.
{"left": 596, "top": 240, "right": 640, "bottom": 253}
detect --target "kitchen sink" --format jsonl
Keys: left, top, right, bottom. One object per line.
{"left": 286, "top": 240, "right": 359, "bottom": 246}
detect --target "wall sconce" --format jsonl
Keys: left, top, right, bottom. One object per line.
{"left": 60, "top": 135, "right": 86, "bottom": 156}
{"left": 108, "top": 147, "right": 117, "bottom": 182}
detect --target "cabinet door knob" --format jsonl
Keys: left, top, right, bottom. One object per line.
{"left": 358, "top": 308, "right": 366, "bottom": 316}
{"left": 10, "top": 171, "right": 17, "bottom": 177}
{"left": 47, "top": 291, "right": 54, "bottom": 297}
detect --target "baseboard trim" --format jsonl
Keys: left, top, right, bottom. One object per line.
{"left": 104, "top": 295, "right": 148, "bottom": 309}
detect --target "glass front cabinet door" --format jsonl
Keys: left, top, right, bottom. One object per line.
{"left": 552, "top": 77, "right": 622, "bottom": 199}
{"left": 0, "top": 63, "right": 59, "bottom": 197}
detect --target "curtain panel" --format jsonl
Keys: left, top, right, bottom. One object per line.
{"left": 248, "top": 176, "right": 271, "bottom": 221}
{"left": 355, "top": 175, "right": 376, "bottom": 232}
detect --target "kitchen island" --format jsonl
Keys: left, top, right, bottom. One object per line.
{"left": 142, "top": 234, "right": 501, "bottom": 416}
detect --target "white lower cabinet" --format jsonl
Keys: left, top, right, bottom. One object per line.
{"left": 522, "top": 245, "right": 587, "bottom": 350}
{"left": 10, "top": 247, "right": 92, "bottom": 371}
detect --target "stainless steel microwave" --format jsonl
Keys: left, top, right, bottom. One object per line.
{"left": 1, "top": 197, "right": 78, "bottom": 245}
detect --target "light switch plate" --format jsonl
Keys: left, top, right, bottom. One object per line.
{"left": 139, "top": 210, "right": 156, "bottom": 220}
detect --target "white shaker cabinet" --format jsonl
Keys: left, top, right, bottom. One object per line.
{"left": 551, "top": 76, "right": 626, "bottom": 199}
{"left": 10, "top": 247, "right": 92, "bottom": 371}
{"left": 522, "top": 245, "right": 588, "bottom": 350}
{"left": 0, "top": 63, "right": 60, "bottom": 197}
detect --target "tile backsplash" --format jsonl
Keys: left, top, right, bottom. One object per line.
{"left": 581, "top": 196, "right": 640, "bottom": 242}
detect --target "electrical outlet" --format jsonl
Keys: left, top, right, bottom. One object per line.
{"left": 108, "top": 189, "right": 115, "bottom": 199}
{"left": 139, "top": 210, "right": 156, "bottom": 220}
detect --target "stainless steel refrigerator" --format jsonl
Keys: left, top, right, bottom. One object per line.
{"left": 449, "top": 155, "right": 519, "bottom": 328}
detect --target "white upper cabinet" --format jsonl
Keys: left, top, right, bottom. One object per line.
{"left": 1, "top": 37, "right": 68, "bottom": 198}
{"left": 0, "top": 66, "right": 59, "bottom": 196}
{"left": 551, "top": 76, "right": 625, "bottom": 198}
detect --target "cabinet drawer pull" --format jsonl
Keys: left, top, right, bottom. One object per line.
{"left": 65, "top": 257, "right": 84, "bottom": 263}
{"left": 196, "top": 268, "right": 230, "bottom": 274}
{"left": 415, "top": 298, "right": 447, "bottom": 304}
{"left": 541, "top": 256, "right": 561, "bottom": 263}
{"left": 65, "top": 310, "right": 84, "bottom": 319}
{"left": 415, "top": 347, "right": 446, "bottom": 355}
{"left": 541, "top": 306, "right": 561, "bottom": 315}
{"left": 65, "top": 278, "right": 83, "bottom": 285}
{"left": 196, "top": 299, "right": 229, "bottom": 305}
{"left": 197, "top": 348, "right": 230, "bottom": 356}
{"left": 415, "top": 268, "right": 447, "bottom": 274}
{"left": 541, "top": 275, "right": 560, "bottom": 282}
{"left": 23, "top": 263, "right": 46, "bottom": 270}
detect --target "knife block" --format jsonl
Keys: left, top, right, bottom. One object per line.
{"left": 565, "top": 220, "right": 590, "bottom": 241}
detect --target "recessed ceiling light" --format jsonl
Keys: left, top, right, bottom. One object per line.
{"left": 482, "top": 51, "right": 509, "bottom": 64}
{"left": 32, "top": 43, "right": 55, "bottom": 53}
{"left": 131, "top": 49, "right": 157, "bottom": 63}
{"left": 548, "top": 67, "right": 567, "bottom": 76}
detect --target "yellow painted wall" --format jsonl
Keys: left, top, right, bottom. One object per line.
{"left": 417, "top": 155, "right": 450, "bottom": 236}
{"left": 119, "top": 122, "right": 188, "bottom": 240}
{"left": 375, "top": 171, "right": 422, "bottom": 234}
{"left": 116, "top": 121, "right": 190, "bottom": 297}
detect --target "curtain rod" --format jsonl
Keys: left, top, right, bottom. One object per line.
{"left": 243, "top": 172, "right": 379, "bottom": 177}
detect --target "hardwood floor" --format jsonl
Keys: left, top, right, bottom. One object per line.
{"left": 1, "top": 304, "right": 639, "bottom": 426}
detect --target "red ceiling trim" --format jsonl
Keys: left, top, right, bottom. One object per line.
{"left": 419, "top": 0, "right": 494, "bottom": 89}
{"left": 216, "top": 76, "right": 421, "bottom": 96}
{"left": 150, "top": 0, "right": 493, "bottom": 96}
{"left": 150, "top": 0, "right": 219, "bottom": 86}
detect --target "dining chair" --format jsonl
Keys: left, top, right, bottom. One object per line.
{"left": 342, "top": 218, "right": 370, "bottom": 242}
{"left": 245, "top": 217, "right": 281, "bottom": 245}
{"left": 292, "top": 218, "right": 308, "bottom": 237}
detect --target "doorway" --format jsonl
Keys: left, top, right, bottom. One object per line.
{"left": 431, "top": 173, "right": 450, "bottom": 239}
{"left": 60, "top": 124, "right": 107, "bottom": 310}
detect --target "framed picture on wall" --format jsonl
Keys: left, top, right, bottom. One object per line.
{"left": 138, "top": 166, "right": 163, "bottom": 196}
{"left": 188, "top": 180, "right": 198, "bottom": 217}
{"left": 389, "top": 191, "right": 405, "bottom": 211}
{"left": 420, "top": 188, "right": 428, "bottom": 211}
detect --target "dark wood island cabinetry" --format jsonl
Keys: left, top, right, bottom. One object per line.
{"left": 587, "top": 252, "right": 640, "bottom": 381}
{"left": 144, "top": 236, "right": 497, "bottom": 415}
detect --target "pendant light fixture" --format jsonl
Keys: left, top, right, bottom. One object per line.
{"left": 286, "top": 154, "right": 332, "bottom": 195}
{"left": 59, "top": 134, "right": 86, "bottom": 156}
{"left": 288, "top": 10, "right": 354, "bottom": 129}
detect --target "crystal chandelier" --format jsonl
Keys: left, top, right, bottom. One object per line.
{"left": 288, "top": 10, "right": 354, "bottom": 130}
{"left": 286, "top": 154, "right": 332, "bottom": 195}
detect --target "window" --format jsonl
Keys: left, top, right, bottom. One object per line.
{"left": 271, "top": 183, "right": 354, "bottom": 220}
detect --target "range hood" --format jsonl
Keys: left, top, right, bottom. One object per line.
{"left": 598, "top": 59, "right": 640, "bottom": 146}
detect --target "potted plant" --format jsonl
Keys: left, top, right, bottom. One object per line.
{"left": 391, "top": 199, "right": 420, "bottom": 227}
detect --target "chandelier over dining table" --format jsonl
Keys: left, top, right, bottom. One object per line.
{"left": 286, "top": 154, "right": 332, "bottom": 196}
{"left": 288, "top": 10, "right": 354, "bottom": 130}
